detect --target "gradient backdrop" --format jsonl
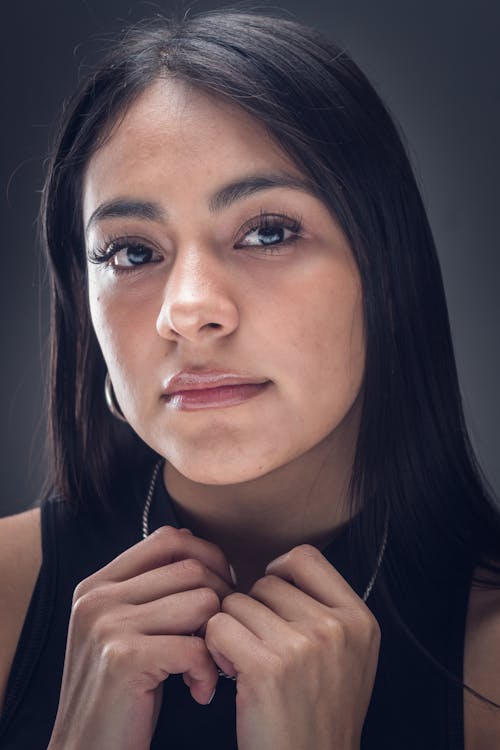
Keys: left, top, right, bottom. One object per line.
{"left": 1, "top": 0, "right": 498, "bottom": 516}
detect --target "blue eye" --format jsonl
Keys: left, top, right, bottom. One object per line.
{"left": 87, "top": 211, "right": 304, "bottom": 272}
{"left": 111, "top": 244, "right": 154, "bottom": 267}
{"left": 242, "top": 224, "right": 291, "bottom": 246}
{"left": 236, "top": 212, "right": 304, "bottom": 252}
{"left": 87, "top": 239, "right": 161, "bottom": 270}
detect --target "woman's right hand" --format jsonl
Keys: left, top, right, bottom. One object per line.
{"left": 47, "top": 525, "right": 234, "bottom": 750}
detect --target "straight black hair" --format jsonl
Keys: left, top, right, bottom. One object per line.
{"left": 40, "top": 6, "right": 500, "bottom": 709}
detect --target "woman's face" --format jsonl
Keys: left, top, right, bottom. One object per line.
{"left": 83, "top": 79, "right": 365, "bottom": 485}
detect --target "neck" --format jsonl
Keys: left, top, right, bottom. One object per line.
{"left": 162, "top": 406, "right": 360, "bottom": 592}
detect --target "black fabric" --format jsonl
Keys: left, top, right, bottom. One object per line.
{"left": 0, "top": 470, "right": 471, "bottom": 749}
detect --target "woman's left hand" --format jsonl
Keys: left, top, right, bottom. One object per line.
{"left": 205, "top": 544, "right": 381, "bottom": 750}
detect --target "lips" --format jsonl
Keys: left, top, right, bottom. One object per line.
{"left": 162, "top": 369, "right": 271, "bottom": 410}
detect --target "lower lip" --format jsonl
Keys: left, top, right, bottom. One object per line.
{"left": 164, "top": 382, "right": 271, "bottom": 410}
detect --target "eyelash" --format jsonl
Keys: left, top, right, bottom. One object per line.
{"left": 87, "top": 211, "right": 304, "bottom": 272}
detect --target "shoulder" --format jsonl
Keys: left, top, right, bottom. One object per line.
{"left": 0, "top": 507, "right": 42, "bottom": 713}
{"left": 464, "top": 559, "right": 500, "bottom": 750}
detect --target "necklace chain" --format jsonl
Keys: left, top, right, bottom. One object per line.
{"left": 142, "top": 459, "right": 162, "bottom": 540}
{"left": 142, "top": 458, "right": 389, "bottom": 680}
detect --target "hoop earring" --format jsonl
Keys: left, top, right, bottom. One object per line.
{"left": 104, "top": 372, "right": 128, "bottom": 423}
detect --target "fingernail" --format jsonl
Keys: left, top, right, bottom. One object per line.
{"left": 229, "top": 563, "right": 237, "bottom": 587}
{"left": 206, "top": 687, "right": 217, "bottom": 705}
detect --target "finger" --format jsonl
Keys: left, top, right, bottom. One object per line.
{"left": 205, "top": 612, "right": 270, "bottom": 677}
{"left": 265, "top": 544, "right": 362, "bottom": 608}
{"left": 116, "top": 557, "right": 234, "bottom": 605}
{"left": 83, "top": 526, "right": 234, "bottom": 589}
{"left": 139, "top": 634, "right": 218, "bottom": 705}
{"left": 247, "top": 574, "right": 329, "bottom": 621}
{"left": 221, "top": 591, "right": 293, "bottom": 642}
{"left": 127, "top": 587, "right": 222, "bottom": 635}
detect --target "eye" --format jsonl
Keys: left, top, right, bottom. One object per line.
{"left": 88, "top": 239, "right": 162, "bottom": 270}
{"left": 110, "top": 243, "right": 156, "bottom": 267}
{"left": 235, "top": 212, "right": 304, "bottom": 252}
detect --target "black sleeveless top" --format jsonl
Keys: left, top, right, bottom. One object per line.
{"left": 0, "top": 470, "right": 471, "bottom": 749}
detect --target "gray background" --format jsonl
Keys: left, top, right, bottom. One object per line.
{"left": 1, "top": 0, "right": 498, "bottom": 516}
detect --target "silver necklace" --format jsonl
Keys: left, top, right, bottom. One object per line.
{"left": 141, "top": 458, "right": 389, "bottom": 679}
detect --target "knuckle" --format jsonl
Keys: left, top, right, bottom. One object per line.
{"left": 147, "top": 526, "right": 179, "bottom": 563}
{"left": 351, "top": 605, "right": 381, "bottom": 636}
{"left": 221, "top": 591, "right": 246, "bottom": 611}
{"left": 151, "top": 526, "right": 189, "bottom": 560}
{"left": 347, "top": 609, "right": 381, "bottom": 657}
{"left": 288, "top": 544, "right": 318, "bottom": 564}
{"left": 178, "top": 557, "right": 206, "bottom": 580}
{"left": 72, "top": 576, "right": 95, "bottom": 602}
{"left": 322, "top": 614, "right": 345, "bottom": 637}
{"left": 196, "top": 586, "right": 220, "bottom": 612}
{"left": 297, "top": 543, "right": 319, "bottom": 556}
{"left": 152, "top": 524, "right": 178, "bottom": 540}
{"left": 364, "top": 612, "right": 382, "bottom": 645}
{"left": 151, "top": 525, "right": 184, "bottom": 553}
{"left": 288, "top": 630, "right": 315, "bottom": 657}
{"left": 71, "top": 588, "right": 128, "bottom": 647}
{"left": 249, "top": 574, "right": 277, "bottom": 596}
{"left": 71, "top": 587, "right": 107, "bottom": 624}
{"left": 309, "top": 615, "right": 347, "bottom": 647}
{"left": 101, "top": 638, "right": 139, "bottom": 672}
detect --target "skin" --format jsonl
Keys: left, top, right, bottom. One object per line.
{"left": 84, "top": 78, "right": 365, "bottom": 590}
{"left": 47, "top": 78, "right": 380, "bottom": 750}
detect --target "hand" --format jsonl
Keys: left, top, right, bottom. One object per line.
{"left": 205, "top": 544, "right": 380, "bottom": 750}
{"left": 47, "top": 526, "right": 234, "bottom": 750}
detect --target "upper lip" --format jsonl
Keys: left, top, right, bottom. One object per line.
{"left": 163, "top": 369, "right": 270, "bottom": 395}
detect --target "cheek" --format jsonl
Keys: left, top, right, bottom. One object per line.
{"left": 308, "top": 322, "right": 363, "bottom": 447}
{"left": 88, "top": 276, "right": 148, "bottom": 370}
{"left": 88, "top": 283, "right": 118, "bottom": 364}
{"left": 267, "top": 269, "right": 365, "bottom": 395}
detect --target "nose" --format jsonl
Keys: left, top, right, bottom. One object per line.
{"left": 156, "top": 246, "right": 239, "bottom": 342}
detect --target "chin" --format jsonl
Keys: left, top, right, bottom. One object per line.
{"left": 177, "top": 464, "right": 271, "bottom": 486}
{"left": 166, "top": 451, "right": 284, "bottom": 486}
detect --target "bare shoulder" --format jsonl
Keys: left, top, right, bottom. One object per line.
{"left": 0, "top": 507, "right": 42, "bottom": 713}
{"left": 464, "top": 558, "right": 500, "bottom": 750}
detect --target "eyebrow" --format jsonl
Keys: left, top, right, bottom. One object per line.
{"left": 85, "top": 171, "right": 318, "bottom": 233}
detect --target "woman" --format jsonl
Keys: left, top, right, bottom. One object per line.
{"left": 0, "top": 7, "right": 499, "bottom": 749}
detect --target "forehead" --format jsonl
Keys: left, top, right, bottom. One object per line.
{"left": 82, "top": 78, "right": 303, "bottom": 223}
